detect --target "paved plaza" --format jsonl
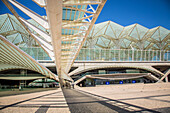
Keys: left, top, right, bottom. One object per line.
{"left": 63, "top": 88, "right": 125, "bottom": 113}
{"left": 77, "top": 83, "right": 170, "bottom": 113}
{"left": 0, "top": 83, "right": 170, "bottom": 113}
{"left": 0, "top": 88, "right": 70, "bottom": 113}
{"left": 0, "top": 0, "right": 169, "bottom": 113}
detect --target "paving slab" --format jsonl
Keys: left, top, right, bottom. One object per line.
{"left": 63, "top": 88, "right": 131, "bottom": 113}
{"left": 0, "top": 88, "right": 58, "bottom": 97}
{"left": 0, "top": 88, "right": 70, "bottom": 113}
{"left": 76, "top": 83, "right": 170, "bottom": 113}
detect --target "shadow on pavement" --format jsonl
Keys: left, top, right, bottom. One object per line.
{"left": 0, "top": 90, "right": 68, "bottom": 112}
{"left": 63, "top": 88, "right": 161, "bottom": 113}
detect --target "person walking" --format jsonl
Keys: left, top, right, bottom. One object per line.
{"left": 72, "top": 82, "right": 74, "bottom": 89}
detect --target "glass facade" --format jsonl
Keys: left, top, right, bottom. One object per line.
{"left": 77, "top": 48, "right": 170, "bottom": 61}
{"left": 0, "top": 14, "right": 169, "bottom": 62}
{"left": 84, "top": 21, "right": 170, "bottom": 50}
{"left": 19, "top": 47, "right": 169, "bottom": 61}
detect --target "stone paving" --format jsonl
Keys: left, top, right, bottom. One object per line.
{"left": 0, "top": 88, "right": 70, "bottom": 113}
{"left": 0, "top": 88, "right": 57, "bottom": 97}
{"left": 63, "top": 88, "right": 129, "bottom": 113}
{"left": 77, "top": 83, "right": 170, "bottom": 113}
{"left": 0, "top": 83, "right": 170, "bottom": 113}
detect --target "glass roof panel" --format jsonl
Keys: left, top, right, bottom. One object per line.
{"left": 96, "top": 37, "right": 106, "bottom": 47}
{"left": 93, "top": 21, "right": 108, "bottom": 36}
{"left": 88, "top": 26, "right": 94, "bottom": 36}
{"left": 144, "top": 41, "right": 151, "bottom": 48}
{"left": 0, "top": 14, "right": 8, "bottom": 27}
{"left": 6, "top": 33, "right": 18, "bottom": 42}
{"left": 66, "top": 10, "right": 71, "bottom": 20}
{"left": 105, "top": 24, "right": 115, "bottom": 38}
{"left": 146, "top": 27, "right": 158, "bottom": 37}
{"left": 101, "top": 37, "right": 111, "bottom": 47}
{"left": 62, "top": 8, "right": 66, "bottom": 20}
{"left": 13, "top": 34, "right": 23, "bottom": 44}
{"left": 109, "top": 21, "right": 123, "bottom": 38}
{"left": 136, "top": 24, "right": 148, "bottom": 39}
{"left": 120, "top": 24, "right": 135, "bottom": 37}
{"left": 80, "top": 5, "right": 86, "bottom": 17}
{"left": 10, "top": 18, "right": 27, "bottom": 34}
{"left": 108, "top": 41, "right": 114, "bottom": 48}
{"left": 151, "top": 29, "right": 159, "bottom": 41}
{"left": 159, "top": 27, "right": 170, "bottom": 40}
{"left": 153, "top": 43, "right": 158, "bottom": 48}
{"left": 28, "top": 19, "right": 47, "bottom": 33}
{"left": 95, "top": 24, "right": 108, "bottom": 36}
{"left": 85, "top": 21, "right": 169, "bottom": 50}
{"left": 94, "top": 45, "right": 101, "bottom": 49}
{"left": 75, "top": 10, "right": 80, "bottom": 20}
{"left": 70, "top": 10, "right": 75, "bottom": 20}
{"left": 129, "top": 26, "right": 139, "bottom": 40}
{"left": 0, "top": 17, "right": 14, "bottom": 33}
{"left": 122, "top": 39, "right": 131, "bottom": 47}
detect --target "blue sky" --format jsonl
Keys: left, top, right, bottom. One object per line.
{"left": 0, "top": 0, "right": 170, "bottom": 29}
{"left": 96, "top": 0, "right": 170, "bottom": 29}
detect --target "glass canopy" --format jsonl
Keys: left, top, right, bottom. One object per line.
{"left": 84, "top": 21, "right": 170, "bottom": 50}
{"left": 1, "top": 0, "right": 107, "bottom": 81}
{"left": 0, "top": 14, "right": 169, "bottom": 62}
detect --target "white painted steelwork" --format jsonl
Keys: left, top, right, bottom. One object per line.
{"left": 2, "top": 0, "right": 107, "bottom": 82}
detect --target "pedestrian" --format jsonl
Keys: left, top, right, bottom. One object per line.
{"left": 72, "top": 82, "right": 74, "bottom": 89}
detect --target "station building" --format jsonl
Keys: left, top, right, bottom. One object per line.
{"left": 0, "top": 0, "right": 169, "bottom": 88}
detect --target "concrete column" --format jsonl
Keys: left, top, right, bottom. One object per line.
{"left": 165, "top": 76, "right": 168, "bottom": 82}
{"left": 132, "top": 49, "right": 134, "bottom": 61}
{"left": 20, "top": 69, "right": 27, "bottom": 89}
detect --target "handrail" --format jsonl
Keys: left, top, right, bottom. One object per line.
{"left": 19, "top": 47, "right": 170, "bottom": 62}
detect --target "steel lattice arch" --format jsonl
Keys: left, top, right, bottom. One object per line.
{"left": 84, "top": 21, "right": 169, "bottom": 50}
{"left": 1, "top": 0, "right": 107, "bottom": 84}
{"left": 0, "top": 0, "right": 169, "bottom": 85}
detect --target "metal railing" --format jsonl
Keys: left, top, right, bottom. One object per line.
{"left": 76, "top": 48, "right": 170, "bottom": 61}
{"left": 19, "top": 47, "right": 52, "bottom": 61}
{"left": 0, "top": 74, "right": 44, "bottom": 77}
{"left": 19, "top": 47, "right": 170, "bottom": 62}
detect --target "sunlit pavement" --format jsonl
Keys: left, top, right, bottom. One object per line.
{"left": 0, "top": 83, "right": 170, "bottom": 113}
{"left": 63, "top": 88, "right": 126, "bottom": 113}
{"left": 76, "top": 83, "right": 170, "bottom": 113}
{"left": 0, "top": 88, "right": 70, "bottom": 113}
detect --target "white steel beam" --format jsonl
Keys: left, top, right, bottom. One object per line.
{"left": 2, "top": 0, "right": 52, "bottom": 63}
{"left": 31, "top": 33, "right": 53, "bottom": 51}
{"left": 63, "top": 1, "right": 102, "bottom": 6}
{"left": 3, "top": 0, "right": 107, "bottom": 82}
{"left": 66, "top": 0, "right": 107, "bottom": 73}
{"left": 41, "top": 45, "right": 55, "bottom": 61}
{"left": 62, "top": 21, "right": 90, "bottom": 26}
{"left": 0, "top": 35, "right": 58, "bottom": 80}
{"left": 62, "top": 22, "right": 90, "bottom": 28}
{"left": 64, "top": 6, "right": 95, "bottom": 14}
{"left": 157, "top": 69, "right": 170, "bottom": 83}
{"left": 32, "top": 0, "right": 46, "bottom": 7}
{"left": 45, "top": 0, "right": 72, "bottom": 81}
{"left": 76, "top": 15, "right": 94, "bottom": 22}
{"left": 89, "top": 4, "right": 96, "bottom": 13}
{"left": 19, "top": 17, "right": 51, "bottom": 42}
{"left": 9, "top": 0, "right": 49, "bottom": 29}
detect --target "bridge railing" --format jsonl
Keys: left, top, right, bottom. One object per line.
{"left": 0, "top": 74, "right": 44, "bottom": 77}
{"left": 20, "top": 47, "right": 52, "bottom": 61}
{"left": 76, "top": 48, "right": 170, "bottom": 62}
{"left": 19, "top": 47, "right": 169, "bottom": 62}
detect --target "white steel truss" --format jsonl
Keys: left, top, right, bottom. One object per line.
{"left": 2, "top": 0, "right": 107, "bottom": 82}
{"left": 84, "top": 21, "right": 170, "bottom": 50}
{"left": 0, "top": 35, "right": 58, "bottom": 81}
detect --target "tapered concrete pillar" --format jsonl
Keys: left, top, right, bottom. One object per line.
{"left": 165, "top": 76, "right": 168, "bottom": 82}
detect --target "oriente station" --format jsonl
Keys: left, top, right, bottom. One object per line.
{"left": 0, "top": 0, "right": 169, "bottom": 88}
